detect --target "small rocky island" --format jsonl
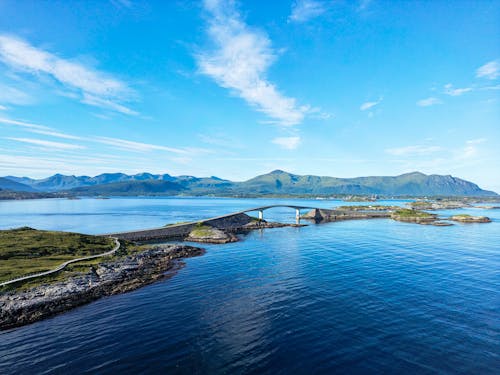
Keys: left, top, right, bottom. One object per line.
{"left": 450, "top": 214, "right": 491, "bottom": 223}
{"left": 302, "top": 206, "right": 491, "bottom": 226}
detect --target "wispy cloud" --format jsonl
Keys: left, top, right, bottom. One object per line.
{"left": 0, "top": 105, "right": 6, "bottom": 110}
{"left": 476, "top": 60, "right": 499, "bottom": 80}
{"left": 272, "top": 136, "right": 301, "bottom": 150}
{"left": 360, "top": 97, "right": 382, "bottom": 111}
{"left": 0, "top": 34, "right": 137, "bottom": 115}
{"left": 416, "top": 97, "right": 442, "bottom": 107}
{"left": 197, "top": 0, "right": 310, "bottom": 126}
{"left": 82, "top": 94, "right": 138, "bottom": 116}
{"left": 0, "top": 117, "right": 81, "bottom": 139}
{"left": 443, "top": 83, "right": 472, "bottom": 96}
{"left": 5, "top": 137, "right": 85, "bottom": 150}
{"left": 94, "top": 136, "right": 188, "bottom": 154}
{"left": 385, "top": 145, "right": 442, "bottom": 156}
{"left": 466, "top": 138, "right": 486, "bottom": 145}
{"left": 0, "top": 83, "right": 32, "bottom": 106}
{"left": 289, "top": 0, "right": 326, "bottom": 23}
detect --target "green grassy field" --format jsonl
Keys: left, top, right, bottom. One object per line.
{"left": 0, "top": 227, "right": 116, "bottom": 283}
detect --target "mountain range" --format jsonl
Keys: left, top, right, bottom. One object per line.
{"left": 1, "top": 170, "right": 497, "bottom": 197}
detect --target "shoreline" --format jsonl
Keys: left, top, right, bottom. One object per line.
{"left": 0, "top": 205, "right": 493, "bottom": 330}
{"left": 0, "top": 244, "right": 204, "bottom": 330}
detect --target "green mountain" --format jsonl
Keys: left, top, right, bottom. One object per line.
{"left": 231, "top": 170, "right": 496, "bottom": 196}
{"left": 69, "top": 180, "right": 185, "bottom": 195}
{"left": 2, "top": 170, "right": 497, "bottom": 197}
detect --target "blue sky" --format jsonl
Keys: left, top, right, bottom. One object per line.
{"left": 0, "top": 0, "right": 499, "bottom": 191}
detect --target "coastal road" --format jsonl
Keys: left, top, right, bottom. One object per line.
{"left": 0, "top": 238, "right": 121, "bottom": 288}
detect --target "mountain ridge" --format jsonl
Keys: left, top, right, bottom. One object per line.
{"left": 2, "top": 171, "right": 496, "bottom": 197}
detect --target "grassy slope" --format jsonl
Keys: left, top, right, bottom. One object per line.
{"left": 0, "top": 227, "right": 115, "bottom": 283}
{"left": 189, "top": 224, "right": 217, "bottom": 237}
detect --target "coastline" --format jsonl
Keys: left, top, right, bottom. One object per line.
{"left": 0, "top": 203, "right": 494, "bottom": 330}
{"left": 0, "top": 244, "right": 204, "bottom": 330}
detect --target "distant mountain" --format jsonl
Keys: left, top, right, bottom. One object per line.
{"left": 0, "top": 177, "right": 37, "bottom": 192}
{"left": 69, "top": 180, "right": 185, "bottom": 196}
{"left": 2, "top": 170, "right": 497, "bottom": 197}
{"left": 231, "top": 170, "right": 496, "bottom": 196}
{"left": 4, "top": 172, "right": 176, "bottom": 192}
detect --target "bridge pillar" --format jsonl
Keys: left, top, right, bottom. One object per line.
{"left": 258, "top": 210, "right": 264, "bottom": 221}
{"left": 296, "top": 208, "right": 300, "bottom": 224}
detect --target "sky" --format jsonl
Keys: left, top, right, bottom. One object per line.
{"left": 0, "top": 0, "right": 499, "bottom": 191}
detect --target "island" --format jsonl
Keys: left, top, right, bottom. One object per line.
{"left": 450, "top": 214, "right": 492, "bottom": 223}
{"left": 0, "top": 204, "right": 492, "bottom": 330}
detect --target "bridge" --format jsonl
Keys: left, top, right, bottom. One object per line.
{"left": 240, "top": 205, "right": 316, "bottom": 221}
{"left": 108, "top": 205, "right": 318, "bottom": 242}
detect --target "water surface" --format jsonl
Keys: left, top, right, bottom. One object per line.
{"left": 0, "top": 198, "right": 498, "bottom": 374}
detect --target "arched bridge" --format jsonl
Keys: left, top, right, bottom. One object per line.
{"left": 239, "top": 205, "right": 317, "bottom": 221}
{"left": 108, "top": 204, "right": 317, "bottom": 242}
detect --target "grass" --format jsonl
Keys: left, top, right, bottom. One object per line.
{"left": 189, "top": 223, "right": 216, "bottom": 237}
{"left": 0, "top": 228, "right": 148, "bottom": 291}
{"left": 0, "top": 227, "right": 115, "bottom": 283}
{"left": 392, "top": 209, "right": 435, "bottom": 218}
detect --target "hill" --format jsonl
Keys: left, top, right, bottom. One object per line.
{"left": 2, "top": 170, "right": 497, "bottom": 197}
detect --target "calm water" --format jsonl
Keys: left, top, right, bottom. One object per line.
{"left": 0, "top": 197, "right": 499, "bottom": 374}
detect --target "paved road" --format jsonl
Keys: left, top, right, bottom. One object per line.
{"left": 0, "top": 238, "right": 120, "bottom": 288}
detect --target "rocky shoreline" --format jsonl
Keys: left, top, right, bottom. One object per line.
{"left": 0, "top": 244, "right": 204, "bottom": 330}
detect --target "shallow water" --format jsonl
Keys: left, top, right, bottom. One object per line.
{"left": 0, "top": 198, "right": 499, "bottom": 374}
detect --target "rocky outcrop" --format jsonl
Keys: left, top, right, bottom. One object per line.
{"left": 302, "top": 208, "right": 391, "bottom": 223}
{"left": 450, "top": 215, "right": 491, "bottom": 223}
{"left": 408, "top": 200, "right": 470, "bottom": 210}
{"left": 0, "top": 244, "right": 204, "bottom": 330}
{"left": 390, "top": 209, "right": 437, "bottom": 224}
{"left": 185, "top": 220, "right": 299, "bottom": 244}
{"left": 186, "top": 225, "right": 238, "bottom": 244}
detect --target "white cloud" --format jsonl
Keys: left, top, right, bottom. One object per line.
{"left": 94, "top": 136, "right": 188, "bottom": 154}
{"left": 0, "top": 117, "right": 81, "bottom": 139}
{"left": 466, "top": 138, "right": 486, "bottom": 145}
{"left": 272, "top": 136, "right": 301, "bottom": 150}
{"left": 476, "top": 60, "right": 499, "bottom": 80}
{"left": 443, "top": 83, "right": 472, "bottom": 96}
{"left": 360, "top": 97, "right": 382, "bottom": 111}
{"left": 5, "top": 137, "right": 85, "bottom": 150}
{"left": 82, "top": 93, "right": 138, "bottom": 116}
{"left": 385, "top": 145, "right": 442, "bottom": 156}
{"left": 0, "top": 83, "right": 32, "bottom": 105}
{"left": 462, "top": 145, "right": 477, "bottom": 158}
{"left": 197, "top": 0, "right": 310, "bottom": 126}
{"left": 416, "top": 97, "right": 442, "bottom": 107}
{"left": 289, "top": 0, "right": 326, "bottom": 23}
{"left": 0, "top": 35, "right": 136, "bottom": 114}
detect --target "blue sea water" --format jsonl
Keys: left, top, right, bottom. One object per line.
{"left": 0, "top": 197, "right": 499, "bottom": 374}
